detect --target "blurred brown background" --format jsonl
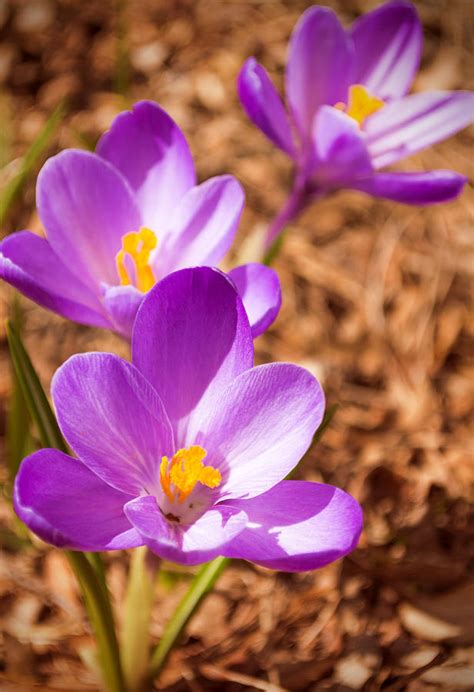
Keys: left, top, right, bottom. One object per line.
{"left": 0, "top": 0, "right": 473, "bottom": 689}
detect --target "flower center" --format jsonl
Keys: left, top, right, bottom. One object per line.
{"left": 115, "top": 227, "right": 157, "bottom": 293}
{"left": 160, "top": 446, "right": 221, "bottom": 504}
{"left": 335, "top": 84, "right": 384, "bottom": 128}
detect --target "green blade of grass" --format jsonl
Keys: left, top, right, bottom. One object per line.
{"left": 5, "top": 298, "right": 34, "bottom": 480}
{"left": 6, "top": 320, "right": 66, "bottom": 452}
{"left": 0, "top": 100, "right": 66, "bottom": 227}
{"left": 6, "top": 321, "right": 124, "bottom": 692}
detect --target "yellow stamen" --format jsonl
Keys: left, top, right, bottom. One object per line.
{"left": 115, "top": 227, "right": 157, "bottom": 292}
{"left": 335, "top": 84, "right": 384, "bottom": 128}
{"left": 160, "top": 446, "right": 221, "bottom": 504}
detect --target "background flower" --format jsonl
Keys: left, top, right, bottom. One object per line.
{"left": 0, "top": 101, "right": 281, "bottom": 338}
{"left": 239, "top": 0, "right": 474, "bottom": 219}
{"left": 14, "top": 267, "right": 362, "bottom": 571}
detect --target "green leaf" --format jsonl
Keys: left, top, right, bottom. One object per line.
{"left": 6, "top": 299, "right": 34, "bottom": 480}
{"left": 6, "top": 321, "right": 125, "bottom": 692}
{"left": 0, "top": 100, "right": 66, "bottom": 226}
{"left": 150, "top": 556, "right": 230, "bottom": 680}
{"left": 6, "top": 320, "right": 67, "bottom": 452}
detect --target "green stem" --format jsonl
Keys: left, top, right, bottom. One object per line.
{"left": 262, "top": 185, "right": 308, "bottom": 265}
{"left": 149, "top": 556, "right": 230, "bottom": 680}
{"left": 121, "top": 547, "right": 159, "bottom": 690}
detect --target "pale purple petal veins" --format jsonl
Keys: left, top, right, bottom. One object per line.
{"left": 367, "top": 91, "right": 474, "bottom": 168}
{"left": 101, "top": 283, "right": 144, "bottom": 339}
{"left": 158, "top": 176, "right": 245, "bottom": 276}
{"left": 52, "top": 353, "right": 175, "bottom": 495}
{"left": 14, "top": 449, "right": 142, "bottom": 551}
{"left": 285, "top": 6, "right": 354, "bottom": 143}
{"left": 124, "top": 495, "right": 247, "bottom": 565}
{"left": 238, "top": 58, "right": 296, "bottom": 157}
{"left": 0, "top": 231, "right": 112, "bottom": 329}
{"left": 132, "top": 267, "right": 254, "bottom": 441}
{"left": 228, "top": 263, "right": 282, "bottom": 338}
{"left": 310, "top": 106, "right": 373, "bottom": 186}
{"left": 37, "top": 149, "right": 142, "bottom": 288}
{"left": 351, "top": 0, "right": 422, "bottom": 100}
{"left": 97, "top": 100, "right": 196, "bottom": 231}
{"left": 351, "top": 170, "right": 468, "bottom": 205}
{"left": 221, "top": 480, "right": 363, "bottom": 572}
{"left": 188, "top": 363, "right": 325, "bottom": 500}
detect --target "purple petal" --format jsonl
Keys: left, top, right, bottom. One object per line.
{"left": 0, "top": 231, "right": 111, "bottom": 329}
{"left": 367, "top": 91, "right": 474, "bottom": 168}
{"left": 238, "top": 58, "right": 295, "bottom": 156}
{"left": 351, "top": 170, "right": 468, "bottom": 205}
{"left": 311, "top": 106, "right": 373, "bottom": 185}
{"left": 158, "top": 176, "right": 244, "bottom": 277}
{"left": 286, "top": 6, "right": 353, "bottom": 142}
{"left": 124, "top": 495, "right": 247, "bottom": 565}
{"left": 14, "top": 449, "right": 142, "bottom": 551}
{"left": 222, "top": 480, "right": 363, "bottom": 572}
{"left": 188, "top": 363, "right": 325, "bottom": 500}
{"left": 228, "top": 263, "right": 281, "bottom": 338}
{"left": 37, "top": 149, "right": 142, "bottom": 288}
{"left": 52, "top": 353, "right": 174, "bottom": 495}
{"left": 97, "top": 101, "right": 196, "bottom": 231}
{"left": 101, "top": 284, "right": 144, "bottom": 339}
{"left": 351, "top": 1, "right": 422, "bottom": 100}
{"left": 132, "top": 267, "right": 253, "bottom": 441}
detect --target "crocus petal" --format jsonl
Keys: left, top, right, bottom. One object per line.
{"left": 37, "top": 149, "right": 142, "bottom": 288}
{"left": 101, "top": 284, "right": 144, "bottom": 339}
{"left": 286, "top": 6, "right": 353, "bottom": 142}
{"left": 132, "top": 267, "right": 254, "bottom": 440}
{"left": 367, "top": 91, "right": 474, "bottom": 168}
{"left": 124, "top": 495, "right": 247, "bottom": 566}
{"left": 0, "top": 231, "right": 111, "bottom": 329}
{"left": 311, "top": 106, "right": 373, "bottom": 185}
{"left": 14, "top": 449, "right": 142, "bottom": 551}
{"left": 351, "top": 0, "right": 422, "bottom": 100}
{"left": 228, "top": 263, "right": 281, "bottom": 338}
{"left": 351, "top": 170, "right": 468, "bottom": 205}
{"left": 188, "top": 363, "right": 325, "bottom": 500}
{"left": 238, "top": 58, "right": 295, "bottom": 156}
{"left": 222, "top": 480, "right": 363, "bottom": 572}
{"left": 52, "top": 353, "right": 174, "bottom": 495}
{"left": 97, "top": 101, "right": 196, "bottom": 231}
{"left": 158, "top": 176, "right": 244, "bottom": 276}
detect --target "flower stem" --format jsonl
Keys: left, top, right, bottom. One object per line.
{"left": 263, "top": 184, "right": 308, "bottom": 264}
{"left": 149, "top": 556, "right": 230, "bottom": 681}
{"left": 121, "top": 547, "right": 159, "bottom": 690}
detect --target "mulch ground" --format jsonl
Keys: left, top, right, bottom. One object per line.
{"left": 0, "top": 0, "right": 473, "bottom": 689}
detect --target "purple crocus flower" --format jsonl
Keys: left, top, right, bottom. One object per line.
{"left": 14, "top": 267, "right": 362, "bottom": 571}
{"left": 0, "top": 101, "right": 280, "bottom": 338}
{"left": 238, "top": 1, "right": 474, "bottom": 247}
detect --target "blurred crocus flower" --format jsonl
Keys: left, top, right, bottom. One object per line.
{"left": 238, "top": 1, "right": 474, "bottom": 247}
{"left": 0, "top": 101, "right": 280, "bottom": 338}
{"left": 14, "top": 267, "right": 362, "bottom": 571}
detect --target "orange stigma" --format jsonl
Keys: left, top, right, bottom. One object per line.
{"left": 160, "top": 446, "right": 221, "bottom": 504}
{"left": 335, "top": 84, "right": 384, "bottom": 128}
{"left": 115, "top": 227, "right": 157, "bottom": 292}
